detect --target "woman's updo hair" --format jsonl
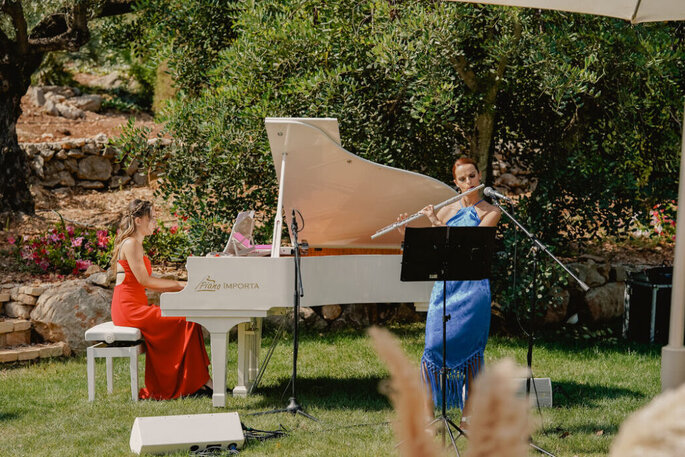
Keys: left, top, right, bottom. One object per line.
{"left": 452, "top": 157, "right": 479, "bottom": 181}
{"left": 110, "top": 199, "right": 153, "bottom": 269}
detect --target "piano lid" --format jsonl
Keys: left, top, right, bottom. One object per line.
{"left": 265, "top": 117, "right": 457, "bottom": 249}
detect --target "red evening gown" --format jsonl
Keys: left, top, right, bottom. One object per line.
{"left": 111, "top": 256, "right": 210, "bottom": 400}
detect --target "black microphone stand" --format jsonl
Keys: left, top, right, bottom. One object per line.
{"left": 491, "top": 198, "right": 588, "bottom": 457}
{"left": 252, "top": 209, "right": 318, "bottom": 422}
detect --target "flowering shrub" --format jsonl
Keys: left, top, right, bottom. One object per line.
{"left": 630, "top": 200, "right": 678, "bottom": 242}
{"left": 143, "top": 219, "right": 192, "bottom": 263}
{"left": 650, "top": 201, "right": 678, "bottom": 240}
{"left": 9, "top": 224, "right": 115, "bottom": 275}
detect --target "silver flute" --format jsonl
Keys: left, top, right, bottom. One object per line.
{"left": 371, "top": 184, "right": 484, "bottom": 239}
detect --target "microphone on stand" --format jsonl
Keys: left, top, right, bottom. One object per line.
{"left": 484, "top": 187, "right": 513, "bottom": 203}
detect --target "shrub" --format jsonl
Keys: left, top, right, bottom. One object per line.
{"left": 10, "top": 225, "right": 114, "bottom": 275}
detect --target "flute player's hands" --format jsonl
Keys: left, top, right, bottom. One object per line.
{"left": 419, "top": 205, "right": 441, "bottom": 226}
{"left": 396, "top": 213, "right": 409, "bottom": 236}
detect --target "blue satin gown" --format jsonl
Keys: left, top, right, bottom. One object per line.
{"left": 421, "top": 202, "right": 491, "bottom": 410}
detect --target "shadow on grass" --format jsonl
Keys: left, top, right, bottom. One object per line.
{"left": 0, "top": 410, "right": 22, "bottom": 422}
{"left": 249, "top": 375, "right": 391, "bottom": 412}
{"left": 551, "top": 380, "right": 645, "bottom": 408}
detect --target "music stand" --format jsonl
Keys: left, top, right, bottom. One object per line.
{"left": 401, "top": 226, "right": 495, "bottom": 455}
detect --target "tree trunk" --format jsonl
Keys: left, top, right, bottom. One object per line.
{"left": 0, "top": 46, "right": 43, "bottom": 214}
{"left": 471, "top": 110, "right": 496, "bottom": 186}
{"left": 0, "top": 89, "right": 34, "bottom": 215}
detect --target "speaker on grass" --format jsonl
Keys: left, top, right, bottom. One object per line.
{"left": 130, "top": 412, "right": 244, "bottom": 455}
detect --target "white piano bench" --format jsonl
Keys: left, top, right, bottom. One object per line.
{"left": 85, "top": 321, "right": 144, "bottom": 402}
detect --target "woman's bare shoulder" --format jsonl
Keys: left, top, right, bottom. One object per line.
{"left": 477, "top": 200, "right": 500, "bottom": 213}
{"left": 119, "top": 238, "right": 143, "bottom": 259}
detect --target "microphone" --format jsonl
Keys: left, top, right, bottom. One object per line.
{"left": 484, "top": 187, "right": 513, "bottom": 203}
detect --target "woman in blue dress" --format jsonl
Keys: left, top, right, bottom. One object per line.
{"left": 400, "top": 157, "right": 500, "bottom": 424}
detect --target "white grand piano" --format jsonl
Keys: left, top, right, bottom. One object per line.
{"left": 161, "top": 118, "right": 458, "bottom": 407}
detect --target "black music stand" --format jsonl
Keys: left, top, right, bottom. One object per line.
{"left": 401, "top": 226, "right": 495, "bottom": 455}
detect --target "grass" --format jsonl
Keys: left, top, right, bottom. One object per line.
{"left": 0, "top": 323, "right": 661, "bottom": 457}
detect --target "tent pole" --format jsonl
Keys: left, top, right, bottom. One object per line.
{"left": 661, "top": 101, "right": 685, "bottom": 391}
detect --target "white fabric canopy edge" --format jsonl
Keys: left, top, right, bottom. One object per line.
{"left": 445, "top": 0, "right": 685, "bottom": 23}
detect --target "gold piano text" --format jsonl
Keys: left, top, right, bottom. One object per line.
{"left": 195, "top": 275, "right": 260, "bottom": 292}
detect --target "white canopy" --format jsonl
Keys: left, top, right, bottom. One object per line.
{"left": 449, "top": 0, "right": 685, "bottom": 23}
{"left": 449, "top": 0, "right": 685, "bottom": 391}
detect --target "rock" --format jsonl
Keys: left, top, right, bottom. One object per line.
{"left": 44, "top": 159, "right": 65, "bottom": 175}
{"left": 16, "top": 293, "right": 37, "bottom": 306}
{"left": 55, "top": 150, "right": 67, "bottom": 159}
{"left": 31, "top": 155, "right": 45, "bottom": 179}
{"left": 109, "top": 175, "right": 131, "bottom": 188}
{"left": 43, "top": 85, "right": 79, "bottom": 98}
{"left": 543, "top": 289, "right": 570, "bottom": 324}
{"left": 85, "top": 272, "right": 110, "bottom": 288}
{"left": 567, "top": 261, "right": 608, "bottom": 289}
{"left": 29, "top": 86, "right": 46, "bottom": 106}
{"left": 64, "top": 158, "right": 79, "bottom": 174}
{"left": 69, "top": 94, "right": 103, "bottom": 112}
{"left": 101, "top": 145, "right": 117, "bottom": 159}
{"left": 77, "top": 155, "right": 112, "bottom": 181}
{"left": 497, "top": 173, "right": 522, "bottom": 189}
{"left": 53, "top": 187, "right": 72, "bottom": 196}
{"left": 67, "top": 149, "right": 85, "bottom": 159}
{"left": 611, "top": 265, "right": 628, "bottom": 282}
{"left": 82, "top": 142, "right": 99, "bottom": 155}
{"left": 91, "top": 72, "right": 123, "bottom": 89}
{"left": 77, "top": 180, "right": 105, "bottom": 189}
{"left": 300, "top": 307, "right": 327, "bottom": 331}
{"left": 94, "top": 133, "right": 108, "bottom": 144}
{"left": 31, "top": 279, "right": 113, "bottom": 354}
{"left": 125, "top": 159, "right": 140, "bottom": 176}
{"left": 43, "top": 99, "right": 59, "bottom": 116}
{"left": 133, "top": 173, "right": 148, "bottom": 186}
{"left": 580, "top": 254, "right": 607, "bottom": 263}
{"left": 584, "top": 282, "right": 626, "bottom": 323}
{"left": 55, "top": 102, "right": 85, "bottom": 120}
{"left": 43, "top": 170, "right": 75, "bottom": 187}
{"left": 5, "top": 302, "right": 33, "bottom": 319}
{"left": 321, "top": 304, "right": 342, "bottom": 320}
{"left": 84, "top": 264, "right": 104, "bottom": 277}
{"left": 37, "top": 144, "right": 56, "bottom": 160}
{"left": 21, "top": 286, "right": 46, "bottom": 296}
{"left": 390, "top": 303, "right": 422, "bottom": 323}
{"left": 339, "top": 304, "right": 372, "bottom": 329}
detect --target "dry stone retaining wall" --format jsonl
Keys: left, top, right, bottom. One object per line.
{"left": 20, "top": 135, "right": 168, "bottom": 191}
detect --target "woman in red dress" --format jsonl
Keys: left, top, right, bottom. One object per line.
{"left": 110, "top": 199, "right": 212, "bottom": 399}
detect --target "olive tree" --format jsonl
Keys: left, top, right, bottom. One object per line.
{"left": 0, "top": 0, "right": 134, "bottom": 214}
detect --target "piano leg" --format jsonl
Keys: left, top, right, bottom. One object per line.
{"left": 187, "top": 317, "right": 250, "bottom": 408}
{"left": 234, "top": 318, "right": 262, "bottom": 397}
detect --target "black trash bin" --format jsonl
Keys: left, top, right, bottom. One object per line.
{"left": 624, "top": 266, "right": 674, "bottom": 344}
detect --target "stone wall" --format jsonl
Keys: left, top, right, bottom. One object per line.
{"left": 20, "top": 135, "right": 167, "bottom": 191}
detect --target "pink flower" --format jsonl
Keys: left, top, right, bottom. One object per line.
{"left": 7, "top": 236, "right": 15, "bottom": 245}
{"left": 66, "top": 226, "right": 75, "bottom": 236}
{"left": 38, "top": 260, "right": 50, "bottom": 271}
{"left": 96, "top": 230, "right": 109, "bottom": 247}
{"left": 169, "top": 225, "right": 178, "bottom": 235}
{"left": 71, "top": 237, "right": 84, "bottom": 247}
{"left": 76, "top": 259, "right": 92, "bottom": 271}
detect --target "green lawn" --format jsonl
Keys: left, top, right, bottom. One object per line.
{"left": 0, "top": 323, "right": 660, "bottom": 456}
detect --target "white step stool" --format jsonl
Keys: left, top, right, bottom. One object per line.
{"left": 85, "top": 321, "right": 143, "bottom": 401}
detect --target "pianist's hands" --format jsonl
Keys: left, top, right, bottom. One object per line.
{"left": 171, "top": 280, "right": 186, "bottom": 292}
